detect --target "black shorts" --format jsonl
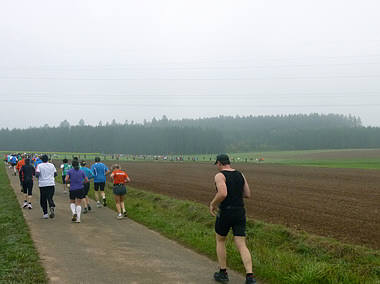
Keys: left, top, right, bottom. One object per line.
{"left": 22, "top": 180, "right": 33, "bottom": 195}
{"left": 83, "top": 182, "right": 90, "bottom": 196}
{"left": 113, "top": 184, "right": 126, "bottom": 196}
{"left": 215, "top": 207, "right": 246, "bottom": 237}
{"left": 69, "top": 188, "right": 84, "bottom": 200}
{"left": 62, "top": 175, "right": 66, "bottom": 184}
{"left": 94, "top": 182, "right": 105, "bottom": 191}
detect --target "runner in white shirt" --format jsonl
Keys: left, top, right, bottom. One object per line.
{"left": 35, "top": 154, "right": 57, "bottom": 219}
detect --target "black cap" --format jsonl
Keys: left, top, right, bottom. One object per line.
{"left": 214, "top": 154, "right": 230, "bottom": 165}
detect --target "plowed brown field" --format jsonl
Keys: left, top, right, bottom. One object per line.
{"left": 117, "top": 162, "right": 380, "bottom": 249}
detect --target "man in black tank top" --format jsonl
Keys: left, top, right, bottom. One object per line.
{"left": 210, "top": 154, "right": 256, "bottom": 284}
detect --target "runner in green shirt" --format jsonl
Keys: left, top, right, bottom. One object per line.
{"left": 60, "top": 159, "right": 72, "bottom": 194}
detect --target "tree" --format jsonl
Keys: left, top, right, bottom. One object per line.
{"left": 59, "top": 120, "right": 70, "bottom": 128}
{"left": 78, "top": 119, "right": 85, "bottom": 126}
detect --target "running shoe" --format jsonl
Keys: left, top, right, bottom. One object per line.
{"left": 28, "top": 203, "right": 32, "bottom": 209}
{"left": 83, "top": 207, "right": 88, "bottom": 214}
{"left": 245, "top": 275, "right": 256, "bottom": 284}
{"left": 49, "top": 207, "right": 55, "bottom": 218}
{"left": 22, "top": 201, "right": 28, "bottom": 208}
{"left": 214, "top": 271, "right": 229, "bottom": 283}
{"left": 75, "top": 219, "right": 81, "bottom": 223}
{"left": 87, "top": 205, "right": 92, "bottom": 211}
{"left": 72, "top": 214, "right": 77, "bottom": 222}
{"left": 42, "top": 214, "right": 49, "bottom": 219}
{"left": 117, "top": 213, "right": 123, "bottom": 219}
{"left": 102, "top": 198, "right": 107, "bottom": 207}
{"left": 96, "top": 201, "right": 102, "bottom": 208}
{"left": 123, "top": 211, "right": 128, "bottom": 218}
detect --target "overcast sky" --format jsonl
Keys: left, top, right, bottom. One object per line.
{"left": 1, "top": 0, "right": 380, "bottom": 129}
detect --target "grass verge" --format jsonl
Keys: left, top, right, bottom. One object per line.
{"left": 87, "top": 183, "right": 380, "bottom": 284}
{"left": 0, "top": 166, "right": 47, "bottom": 283}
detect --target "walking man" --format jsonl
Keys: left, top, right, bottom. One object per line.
{"left": 91, "top": 157, "right": 110, "bottom": 207}
{"left": 35, "top": 154, "right": 57, "bottom": 219}
{"left": 209, "top": 154, "right": 256, "bottom": 284}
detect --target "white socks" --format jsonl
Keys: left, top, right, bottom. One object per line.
{"left": 70, "top": 203, "right": 76, "bottom": 214}
{"left": 76, "top": 206, "right": 81, "bottom": 221}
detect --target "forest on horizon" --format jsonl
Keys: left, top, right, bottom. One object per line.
{"left": 1, "top": 113, "right": 380, "bottom": 154}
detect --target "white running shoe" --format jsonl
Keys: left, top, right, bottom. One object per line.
{"left": 28, "top": 203, "right": 32, "bottom": 209}
{"left": 96, "top": 201, "right": 102, "bottom": 208}
{"left": 42, "top": 214, "right": 49, "bottom": 219}
{"left": 117, "top": 213, "right": 123, "bottom": 219}
{"left": 22, "top": 202, "right": 28, "bottom": 208}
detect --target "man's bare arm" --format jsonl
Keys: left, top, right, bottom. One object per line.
{"left": 209, "top": 173, "right": 227, "bottom": 216}
{"left": 242, "top": 173, "right": 251, "bottom": 198}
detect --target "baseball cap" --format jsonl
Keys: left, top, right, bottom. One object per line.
{"left": 214, "top": 154, "right": 230, "bottom": 165}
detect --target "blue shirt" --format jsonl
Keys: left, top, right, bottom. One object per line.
{"left": 80, "top": 166, "right": 94, "bottom": 180}
{"left": 34, "top": 158, "right": 42, "bottom": 168}
{"left": 11, "top": 156, "right": 17, "bottom": 164}
{"left": 91, "top": 163, "right": 109, "bottom": 183}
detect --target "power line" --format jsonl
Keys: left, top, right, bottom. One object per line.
{"left": 1, "top": 91, "right": 379, "bottom": 99}
{"left": 0, "top": 99, "right": 379, "bottom": 108}
{"left": 0, "top": 74, "right": 380, "bottom": 81}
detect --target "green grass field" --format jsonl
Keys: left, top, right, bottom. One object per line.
{"left": 3, "top": 148, "right": 380, "bottom": 170}
{"left": 87, "top": 182, "right": 380, "bottom": 284}
{"left": 0, "top": 166, "right": 47, "bottom": 283}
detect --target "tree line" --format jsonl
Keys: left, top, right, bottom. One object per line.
{"left": 1, "top": 114, "right": 379, "bottom": 154}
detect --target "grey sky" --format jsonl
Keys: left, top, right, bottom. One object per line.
{"left": 1, "top": 0, "right": 380, "bottom": 128}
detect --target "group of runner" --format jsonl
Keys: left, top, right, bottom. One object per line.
{"left": 6, "top": 152, "right": 256, "bottom": 283}
{"left": 7, "top": 153, "right": 131, "bottom": 222}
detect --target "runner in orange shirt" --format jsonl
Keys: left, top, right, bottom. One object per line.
{"left": 110, "top": 164, "right": 131, "bottom": 219}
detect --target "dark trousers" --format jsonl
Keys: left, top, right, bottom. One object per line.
{"left": 39, "top": 186, "right": 55, "bottom": 214}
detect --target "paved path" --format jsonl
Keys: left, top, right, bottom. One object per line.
{"left": 7, "top": 169, "right": 246, "bottom": 284}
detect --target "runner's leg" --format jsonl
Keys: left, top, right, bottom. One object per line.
{"left": 216, "top": 233, "right": 227, "bottom": 269}
{"left": 234, "top": 236, "right": 253, "bottom": 274}
{"left": 75, "top": 198, "right": 82, "bottom": 222}
{"left": 120, "top": 195, "right": 125, "bottom": 212}
{"left": 40, "top": 187, "right": 48, "bottom": 215}
{"left": 114, "top": 195, "right": 121, "bottom": 214}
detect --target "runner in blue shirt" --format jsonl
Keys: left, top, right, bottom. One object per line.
{"left": 10, "top": 155, "right": 18, "bottom": 175}
{"left": 90, "top": 157, "right": 110, "bottom": 207}
{"left": 34, "top": 156, "right": 42, "bottom": 169}
{"left": 80, "top": 161, "right": 94, "bottom": 213}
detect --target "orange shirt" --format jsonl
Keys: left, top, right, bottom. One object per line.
{"left": 16, "top": 159, "right": 25, "bottom": 172}
{"left": 112, "top": 170, "right": 128, "bottom": 185}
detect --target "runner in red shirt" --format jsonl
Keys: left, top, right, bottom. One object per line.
{"left": 110, "top": 164, "right": 131, "bottom": 219}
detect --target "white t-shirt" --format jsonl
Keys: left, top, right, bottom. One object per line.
{"left": 36, "top": 162, "right": 57, "bottom": 187}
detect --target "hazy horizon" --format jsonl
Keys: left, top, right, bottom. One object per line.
{"left": 1, "top": 0, "right": 380, "bottom": 129}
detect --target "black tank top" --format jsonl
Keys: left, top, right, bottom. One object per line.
{"left": 219, "top": 170, "right": 245, "bottom": 209}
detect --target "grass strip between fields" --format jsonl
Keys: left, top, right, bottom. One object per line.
{"left": 0, "top": 166, "right": 47, "bottom": 283}
{"left": 86, "top": 182, "right": 380, "bottom": 284}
